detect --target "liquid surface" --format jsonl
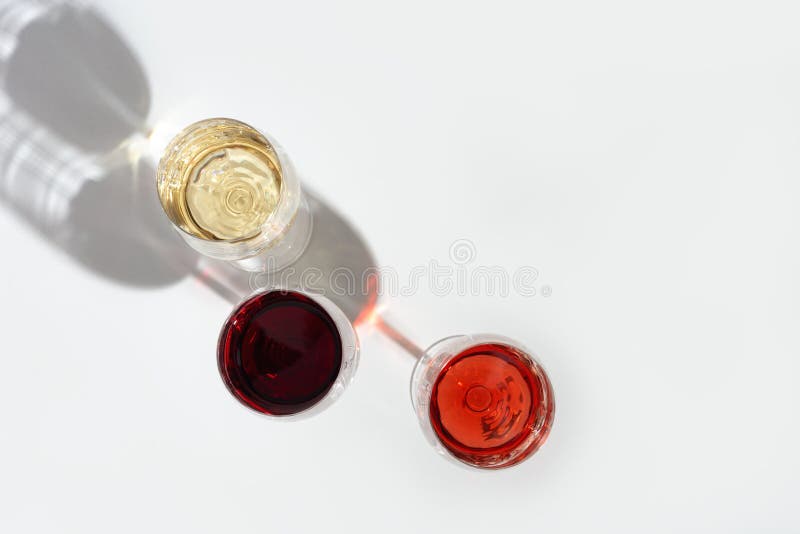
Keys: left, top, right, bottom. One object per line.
{"left": 429, "top": 343, "right": 553, "bottom": 466}
{"left": 157, "top": 118, "right": 282, "bottom": 241}
{"left": 186, "top": 146, "right": 280, "bottom": 240}
{"left": 218, "top": 291, "right": 343, "bottom": 416}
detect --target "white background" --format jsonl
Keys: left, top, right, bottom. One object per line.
{"left": 1, "top": 1, "right": 799, "bottom": 532}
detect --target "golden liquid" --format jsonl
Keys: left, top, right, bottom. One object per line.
{"left": 157, "top": 118, "right": 282, "bottom": 241}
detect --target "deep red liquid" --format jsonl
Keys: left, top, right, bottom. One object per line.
{"left": 429, "top": 343, "right": 554, "bottom": 468}
{"left": 218, "top": 291, "right": 343, "bottom": 416}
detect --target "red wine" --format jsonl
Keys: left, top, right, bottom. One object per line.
{"left": 218, "top": 290, "right": 343, "bottom": 416}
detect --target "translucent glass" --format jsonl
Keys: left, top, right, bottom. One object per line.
{"left": 157, "top": 118, "right": 311, "bottom": 271}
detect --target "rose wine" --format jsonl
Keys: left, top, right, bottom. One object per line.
{"left": 427, "top": 341, "right": 554, "bottom": 468}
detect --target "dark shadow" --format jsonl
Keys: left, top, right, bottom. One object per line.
{"left": 199, "top": 189, "right": 379, "bottom": 322}
{"left": 4, "top": 1, "right": 149, "bottom": 151}
{"left": 0, "top": 0, "right": 378, "bottom": 318}
{"left": 0, "top": 0, "right": 189, "bottom": 287}
{"left": 291, "top": 189, "right": 380, "bottom": 322}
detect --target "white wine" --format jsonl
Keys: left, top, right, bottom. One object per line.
{"left": 157, "top": 118, "right": 282, "bottom": 241}
{"left": 156, "top": 117, "right": 311, "bottom": 271}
